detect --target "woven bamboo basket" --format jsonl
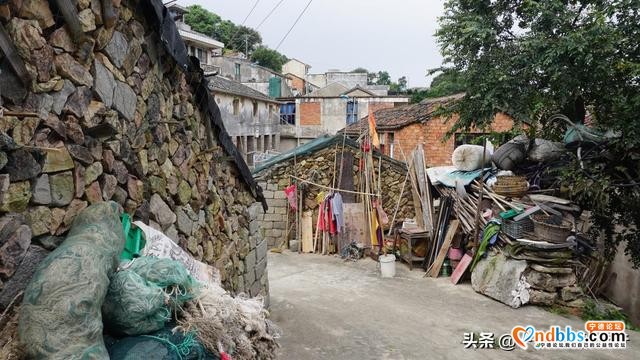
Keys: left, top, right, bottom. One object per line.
{"left": 531, "top": 214, "right": 572, "bottom": 243}
{"left": 502, "top": 218, "right": 534, "bottom": 238}
{"left": 493, "top": 176, "right": 528, "bottom": 198}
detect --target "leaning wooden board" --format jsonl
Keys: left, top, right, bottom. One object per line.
{"left": 430, "top": 220, "right": 460, "bottom": 278}
{"left": 301, "top": 211, "right": 314, "bottom": 253}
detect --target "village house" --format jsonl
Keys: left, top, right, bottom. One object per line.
{"left": 278, "top": 82, "right": 410, "bottom": 152}
{"left": 168, "top": 4, "right": 224, "bottom": 73}
{"left": 252, "top": 135, "right": 415, "bottom": 249}
{"left": 210, "top": 55, "right": 293, "bottom": 98}
{"left": 282, "top": 58, "right": 312, "bottom": 95}
{"left": 341, "top": 94, "right": 515, "bottom": 166}
{"left": 207, "top": 75, "right": 282, "bottom": 168}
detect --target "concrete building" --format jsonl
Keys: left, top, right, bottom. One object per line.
{"left": 282, "top": 59, "right": 312, "bottom": 95}
{"left": 207, "top": 75, "right": 282, "bottom": 168}
{"left": 211, "top": 56, "right": 293, "bottom": 98}
{"left": 277, "top": 83, "right": 410, "bottom": 152}
{"left": 168, "top": 4, "right": 224, "bottom": 73}
{"left": 341, "top": 94, "right": 515, "bottom": 166}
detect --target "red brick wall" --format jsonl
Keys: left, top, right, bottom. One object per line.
{"left": 390, "top": 113, "right": 514, "bottom": 167}
{"left": 300, "top": 102, "right": 321, "bottom": 125}
{"left": 288, "top": 76, "right": 305, "bottom": 94}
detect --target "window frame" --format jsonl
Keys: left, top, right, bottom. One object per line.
{"left": 279, "top": 102, "right": 296, "bottom": 125}
{"left": 346, "top": 99, "right": 359, "bottom": 125}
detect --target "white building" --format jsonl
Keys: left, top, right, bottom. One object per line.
{"left": 169, "top": 4, "right": 224, "bottom": 73}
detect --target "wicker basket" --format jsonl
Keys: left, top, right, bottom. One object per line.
{"left": 531, "top": 214, "right": 572, "bottom": 243}
{"left": 493, "top": 176, "right": 528, "bottom": 198}
{"left": 502, "top": 218, "right": 534, "bottom": 238}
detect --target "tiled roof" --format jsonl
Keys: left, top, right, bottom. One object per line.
{"left": 206, "top": 75, "right": 280, "bottom": 103}
{"left": 341, "top": 93, "right": 465, "bottom": 134}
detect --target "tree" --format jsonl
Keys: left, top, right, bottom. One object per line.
{"left": 436, "top": 0, "right": 640, "bottom": 267}
{"left": 375, "top": 71, "right": 391, "bottom": 85}
{"left": 185, "top": 6, "right": 262, "bottom": 55}
{"left": 409, "top": 69, "right": 466, "bottom": 103}
{"left": 351, "top": 67, "right": 368, "bottom": 73}
{"left": 184, "top": 5, "right": 220, "bottom": 36}
{"left": 251, "top": 47, "right": 288, "bottom": 72}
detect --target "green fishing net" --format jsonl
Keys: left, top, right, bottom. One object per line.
{"left": 102, "top": 256, "right": 199, "bottom": 336}
{"left": 19, "top": 201, "right": 125, "bottom": 359}
{"left": 106, "top": 326, "right": 219, "bottom": 360}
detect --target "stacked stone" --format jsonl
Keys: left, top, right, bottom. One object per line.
{"left": 525, "top": 263, "right": 583, "bottom": 306}
{"left": 254, "top": 146, "right": 414, "bottom": 248}
{"left": 0, "top": 0, "right": 268, "bottom": 311}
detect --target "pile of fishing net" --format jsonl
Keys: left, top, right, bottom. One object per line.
{"left": 178, "top": 284, "right": 280, "bottom": 360}
{"left": 102, "top": 256, "right": 199, "bottom": 336}
{"left": 13, "top": 201, "right": 279, "bottom": 359}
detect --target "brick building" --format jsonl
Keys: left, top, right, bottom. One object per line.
{"left": 278, "top": 83, "right": 409, "bottom": 152}
{"left": 341, "top": 94, "right": 515, "bottom": 167}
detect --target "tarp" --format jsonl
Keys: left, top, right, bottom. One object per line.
{"left": 427, "top": 166, "right": 492, "bottom": 188}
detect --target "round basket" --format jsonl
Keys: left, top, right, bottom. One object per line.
{"left": 531, "top": 214, "right": 572, "bottom": 243}
{"left": 493, "top": 176, "right": 528, "bottom": 198}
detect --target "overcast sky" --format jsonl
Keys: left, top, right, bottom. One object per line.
{"left": 176, "top": 0, "right": 445, "bottom": 88}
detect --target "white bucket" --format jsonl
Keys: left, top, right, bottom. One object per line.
{"left": 379, "top": 254, "right": 396, "bottom": 278}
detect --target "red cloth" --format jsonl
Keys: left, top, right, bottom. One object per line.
{"left": 328, "top": 199, "right": 337, "bottom": 235}
{"left": 283, "top": 184, "right": 297, "bottom": 210}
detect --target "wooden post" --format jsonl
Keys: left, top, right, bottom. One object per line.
{"left": 471, "top": 138, "right": 488, "bottom": 249}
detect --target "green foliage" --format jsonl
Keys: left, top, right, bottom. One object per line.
{"left": 184, "top": 5, "right": 262, "bottom": 54}
{"left": 436, "top": 0, "right": 640, "bottom": 267}
{"left": 184, "top": 5, "right": 220, "bottom": 36}
{"left": 351, "top": 67, "right": 368, "bottom": 73}
{"left": 581, "top": 299, "right": 637, "bottom": 331}
{"left": 250, "top": 47, "right": 288, "bottom": 72}
{"left": 375, "top": 71, "right": 391, "bottom": 85}
{"left": 409, "top": 69, "right": 466, "bottom": 103}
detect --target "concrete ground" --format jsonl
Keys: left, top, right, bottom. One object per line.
{"left": 268, "top": 251, "right": 639, "bottom": 360}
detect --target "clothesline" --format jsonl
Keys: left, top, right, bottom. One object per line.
{"left": 289, "top": 175, "right": 379, "bottom": 197}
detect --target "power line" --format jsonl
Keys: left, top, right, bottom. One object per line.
{"left": 275, "top": 0, "right": 313, "bottom": 51}
{"left": 227, "top": 0, "right": 262, "bottom": 51}
{"left": 255, "top": 0, "right": 286, "bottom": 30}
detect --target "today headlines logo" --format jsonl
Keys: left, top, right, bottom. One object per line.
{"left": 463, "top": 321, "right": 629, "bottom": 351}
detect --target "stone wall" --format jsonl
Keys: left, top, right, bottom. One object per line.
{"left": 254, "top": 145, "right": 415, "bottom": 248}
{"left": 0, "top": 0, "right": 268, "bottom": 318}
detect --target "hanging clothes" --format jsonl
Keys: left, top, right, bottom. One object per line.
{"left": 331, "top": 193, "right": 344, "bottom": 233}
{"left": 284, "top": 184, "right": 297, "bottom": 210}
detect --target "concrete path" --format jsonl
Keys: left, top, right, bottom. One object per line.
{"left": 268, "top": 251, "right": 639, "bottom": 360}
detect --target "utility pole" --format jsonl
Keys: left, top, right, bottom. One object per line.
{"left": 245, "top": 35, "right": 249, "bottom": 56}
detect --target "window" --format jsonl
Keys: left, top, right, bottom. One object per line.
{"left": 268, "top": 105, "right": 273, "bottom": 118}
{"left": 388, "top": 132, "right": 395, "bottom": 158}
{"left": 346, "top": 100, "right": 359, "bottom": 124}
{"left": 234, "top": 63, "right": 241, "bottom": 81}
{"left": 253, "top": 101, "right": 258, "bottom": 117}
{"left": 280, "top": 103, "right": 296, "bottom": 125}
{"left": 233, "top": 99, "right": 240, "bottom": 115}
{"left": 196, "top": 48, "right": 205, "bottom": 64}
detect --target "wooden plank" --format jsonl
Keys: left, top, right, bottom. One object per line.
{"left": 301, "top": 211, "right": 314, "bottom": 253}
{"left": 528, "top": 194, "right": 571, "bottom": 205}
{"left": 451, "top": 253, "right": 473, "bottom": 285}
{"left": 430, "top": 220, "right": 459, "bottom": 278}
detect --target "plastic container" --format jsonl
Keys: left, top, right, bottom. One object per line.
{"left": 379, "top": 254, "right": 396, "bottom": 278}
